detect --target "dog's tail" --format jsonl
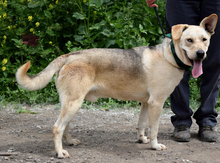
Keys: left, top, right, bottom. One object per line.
{"left": 16, "top": 55, "right": 68, "bottom": 91}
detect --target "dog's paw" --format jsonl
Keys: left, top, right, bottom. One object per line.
{"left": 57, "top": 149, "right": 70, "bottom": 159}
{"left": 66, "top": 139, "right": 81, "bottom": 146}
{"left": 152, "top": 143, "right": 167, "bottom": 150}
{"left": 137, "top": 136, "right": 150, "bottom": 144}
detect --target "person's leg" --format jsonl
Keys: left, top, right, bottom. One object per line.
{"left": 170, "top": 71, "right": 193, "bottom": 127}
{"left": 166, "top": 0, "right": 201, "bottom": 33}
{"left": 192, "top": 0, "right": 220, "bottom": 141}
{"left": 193, "top": 0, "right": 220, "bottom": 127}
{"left": 166, "top": 0, "right": 201, "bottom": 128}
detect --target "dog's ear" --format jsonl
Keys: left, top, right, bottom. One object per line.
{"left": 200, "top": 14, "right": 218, "bottom": 35}
{"left": 171, "top": 24, "right": 189, "bottom": 40}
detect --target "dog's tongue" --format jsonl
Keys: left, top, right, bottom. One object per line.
{"left": 192, "top": 60, "right": 203, "bottom": 78}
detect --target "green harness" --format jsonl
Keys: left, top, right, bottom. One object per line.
{"left": 166, "top": 34, "right": 191, "bottom": 71}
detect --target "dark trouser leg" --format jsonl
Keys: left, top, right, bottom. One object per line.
{"left": 193, "top": 0, "right": 220, "bottom": 127}
{"left": 166, "top": 0, "right": 220, "bottom": 127}
{"left": 166, "top": 0, "right": 200, "bottom": 127}
{"left": 170, "top": 71, "right": 193, "bottom": 127}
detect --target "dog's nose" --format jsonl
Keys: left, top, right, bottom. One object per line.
{"left": 196, "top": 50, "right": 205, "bottom": 59}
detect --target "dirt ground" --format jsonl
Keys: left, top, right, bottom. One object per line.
{"left": 0, "top": 104, "right": 220, "bottom": 163}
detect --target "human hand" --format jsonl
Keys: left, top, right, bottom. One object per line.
{"left": 146, "top": 0, "right": 158, "bottom": 8}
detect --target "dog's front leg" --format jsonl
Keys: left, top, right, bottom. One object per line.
{"left": 137, "top": 102, "right": 150, "bottom": 143}
{"left": 148, "top": 99, "right": 167, "bottom": 150}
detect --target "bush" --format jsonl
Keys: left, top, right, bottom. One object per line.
{"left": 0, "top": 0, "right": 166, "bottom": 104}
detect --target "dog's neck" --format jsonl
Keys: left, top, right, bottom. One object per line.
{"left": 164, "top": 34, "right": 191, "bottom": 71}
{"left": 162, "top": 37, "right": 180, "bottom": 69}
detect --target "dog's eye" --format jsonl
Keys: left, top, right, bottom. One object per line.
{"left": 187, "top": 39, "right": 193, "bottom": 43}
{"left": 202, "top": 38, "right": 207, "bottom": 41}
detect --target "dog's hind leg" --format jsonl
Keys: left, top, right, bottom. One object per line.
{"left": 53, "top": 96, "right": 84, "bottom": 159}
{"left": 53, "top": 62, "right": 95, "bottom": 158}
{"left": 137, "top": 102, "right": 150, "bottom": 144}
{"left": 147, "top": 98, "right": 167, "bottom": 150}
{"left": 63, "top": 123, "right": 81, "bottom": 146}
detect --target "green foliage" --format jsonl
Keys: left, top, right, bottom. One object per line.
{"left": 0, "top": 0, "right": 166, "bottom": 105}
{"left": 0, "top": 0, "right": 218, "bottom": 111}
{"left": 82, "top": 98, "right": 141, "bottom": 111}
{"left": 189, "top": 76, "right": 201, "bottom": 110}
{"left": 17, "top": 107, "right": 38, "bottom": 114}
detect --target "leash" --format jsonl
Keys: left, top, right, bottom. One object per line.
{"left": 154, "top": 7, "right": 166, "bottom": 38}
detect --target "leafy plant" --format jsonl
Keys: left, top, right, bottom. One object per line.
{"left": 0, "top": 0, "right": 165, "bottom": 104}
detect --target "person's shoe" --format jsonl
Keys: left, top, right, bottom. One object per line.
{"left": 198, "top": 126, "right": 218, "bottom": 142}
{"left": 173, "top": 125, "right": 191, "bottom": 142}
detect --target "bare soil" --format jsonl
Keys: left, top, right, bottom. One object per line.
{"left": 0, "top": 104, "right": 220, "bottom": 163}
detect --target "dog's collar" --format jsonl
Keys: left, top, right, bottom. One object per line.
{"left": 166, "top": 34, "right": 191, "bottom": 71}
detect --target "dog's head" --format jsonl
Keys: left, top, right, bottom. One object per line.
{"left": 171, "top": 14, "right": 218, "bottom": 78}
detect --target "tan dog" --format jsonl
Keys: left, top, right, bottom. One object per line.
{"left": 16, "top": 14, "right": 217, "bottom": 158}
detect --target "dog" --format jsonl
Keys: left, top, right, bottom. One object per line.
{"left": 16, "top": 14, "right": 217, "bottom": 158}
